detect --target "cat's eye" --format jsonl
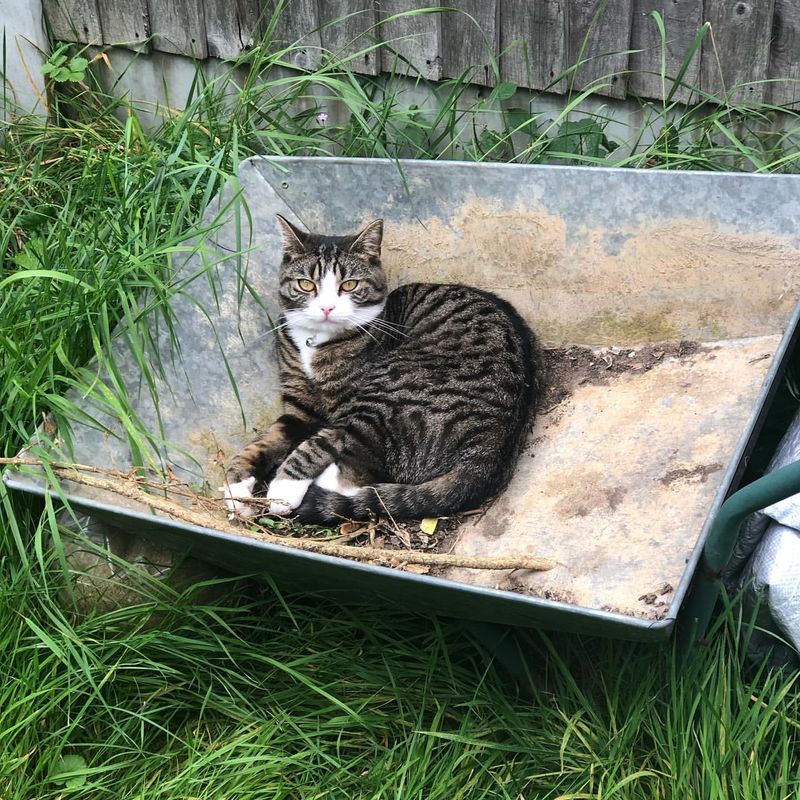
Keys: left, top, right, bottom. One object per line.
{"left": 297, "top": 279, "right": 316, "bottom": 292}
{"left": 340, "top": 279, "right": 359, "bottom": 293}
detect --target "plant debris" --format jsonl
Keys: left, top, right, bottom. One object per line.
{"left": 539, "top": 341, "right": 701, "bottom": 411}
{"left": 0, "top": 457, "right": 555, "bottom": 573}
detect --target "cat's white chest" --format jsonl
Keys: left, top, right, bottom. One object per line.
{"left": 287, "top": 325, "right": 332, "bottom": 379}
{"left": 297, "top": 338, "right": 316, "bottom": 378}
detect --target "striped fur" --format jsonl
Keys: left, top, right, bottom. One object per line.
{"left": 226, "top": 216, "right": 542, "bottom": 524}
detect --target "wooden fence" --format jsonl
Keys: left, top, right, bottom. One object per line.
{"left": 43, "top": 0, "right": 800, "bottom": 107}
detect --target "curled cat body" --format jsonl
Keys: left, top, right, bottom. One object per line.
{"left": 224, "top": 215, "right": 542, "bottom": 525}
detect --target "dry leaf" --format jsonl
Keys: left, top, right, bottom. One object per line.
{"left": 395, "top": 527, "right": 411, "bottom": 548}
{"left": 420, "top": 517, "right": 439, "bottom": 535}
{"left": 403, "top": 563, "right": 431, "bottom": 575}
{"left": 339, "top": 521, "right": 363, "bottom": 536}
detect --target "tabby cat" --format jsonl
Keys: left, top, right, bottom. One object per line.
{"left": 223, "top": 215, "right": 541, "bottom": 524}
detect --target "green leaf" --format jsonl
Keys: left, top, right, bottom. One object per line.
{"left": 51, "top": 754, "right": 88, "bottom": 789}
{"left": 553, "top": 118, "right": 605, "bottom": 157}
{"left": 489, "top": 81, "right": 517, "bottom": 102}
{"left": 505, "top": 107, "right": 539, "bottom": 138}
{"left": 12, "top": 237, "right": 47, "bottom": 270}
{"left": 478, "top": 128, "right": 505, "bottom": 159}
{"left": 0, "top": 268, "right": 94, "bottom": 293}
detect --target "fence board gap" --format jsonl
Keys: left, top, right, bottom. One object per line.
{"left": 317, "top": 0, "right": 379, "bottom": 75}
{"left": 441, "top": 1, "right": 498, "bottom": 87}
{"left": 204, "top": 0, "right": 257, "bottom": 58}
{"left": 43, "top": 0, "right": 103, "bottom": 45}
{"left": 567, "top": 0, "right": 635, "bottom": 99}
{"left": 378, "top": 1, "right": 443, "bottom": 81}
{"left": 147, "top": 0, "right": 208, "bottom": 59}
{"left": 701, "top": 0, "right": 775, "bottom": 104}
{"left": 628, "top": 1, "right": 703, "bottom": 104}
{"left": 500, "top": 0, "right": 567, "bottom": 93}
{"left": 767, "top": 0, "right": 800, "bottom": 107}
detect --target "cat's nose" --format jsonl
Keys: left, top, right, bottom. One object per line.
{"left": 321, "top": 305, "right": 335, "bottom": 319}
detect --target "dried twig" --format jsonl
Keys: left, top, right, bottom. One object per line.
{"left": 1, "top": 457, "right": 556, "bottom": 572}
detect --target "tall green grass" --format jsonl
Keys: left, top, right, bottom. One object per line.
{"left": 2, "top": 9, "right": 800, "bottom": 799}
{"left": 2, "top": 569, "right": 800, "bottom": 798}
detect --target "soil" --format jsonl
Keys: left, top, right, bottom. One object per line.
{"left": 539, "top": 340, "right": 701, "bottom": 412}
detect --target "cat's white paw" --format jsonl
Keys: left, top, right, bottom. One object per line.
{"left": 221, "top": 476, "right": 257, "bottom": 519}
{"left": 266, "top": 477, "right": 312, "bottom": 516}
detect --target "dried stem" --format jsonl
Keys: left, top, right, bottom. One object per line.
{"left": 1, "top": 457, "right": 556, "bottom": 572}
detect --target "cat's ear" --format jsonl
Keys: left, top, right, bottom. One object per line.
{"left": 276, "top": 215, "right": 309, "bottom": 260}
{"left": 349, "top": 219, "right": 383, "bottom": 260}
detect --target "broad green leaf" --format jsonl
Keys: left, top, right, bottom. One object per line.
{"left": 490, "top": 81, "right": 517, "bottom": 102}
{"left": 51, "top": 754, "right": 89, "bottom": 788}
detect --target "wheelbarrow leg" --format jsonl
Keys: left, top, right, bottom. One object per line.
{"left": 469, "top": 621, "right": 533, "bottom": 684}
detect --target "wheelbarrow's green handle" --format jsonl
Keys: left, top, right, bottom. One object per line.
{"left": 704, "top": 458, "right": 800, "bottom": 572}
{"left": 680, "top": 459, "right": 800, "bottom": 651}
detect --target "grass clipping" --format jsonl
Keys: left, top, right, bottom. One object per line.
{"left": 2, "top": 458, "right": 555, "bottom": 573}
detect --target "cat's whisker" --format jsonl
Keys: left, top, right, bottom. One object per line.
{"left": 250, "top": 320, "right": 289, "bottom": 344}
{"left": 348, "top": 319, "right": 380, "bottom": 345}
{"left": 367, "top": 319, "right": 408, "bottom": 339}
{"left": 368, "top": 317, "right": 409, "bottom": 331}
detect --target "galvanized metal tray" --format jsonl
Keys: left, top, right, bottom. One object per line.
{"left": 6, "top": 157, "right": 800, "bottom": 641}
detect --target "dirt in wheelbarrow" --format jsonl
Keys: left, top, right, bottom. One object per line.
{"left": 538, "top": 340, "right": 701, "bottom": 415}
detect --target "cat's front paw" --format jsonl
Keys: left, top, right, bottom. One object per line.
{"left": 266, "top": 477, "right": 312, "bottom": 516}
{"left": 221, "top": 475, "right": 257, "bottom": 519}
{"left": 226, "top": 458, "right": 259, "bottom": 485}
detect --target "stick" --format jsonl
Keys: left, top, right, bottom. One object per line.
{"left": 2, "top": 457, "right": 556, "bottom": 572}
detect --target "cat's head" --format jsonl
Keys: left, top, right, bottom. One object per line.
{"left": 275, "top": 215, "right": 387, "bottom": 336}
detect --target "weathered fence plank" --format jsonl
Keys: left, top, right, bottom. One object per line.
{"left": 628, "top": 0, "right": 703, "bottom": 103}
{"left": 701, "top": 0, "right": 775, "bottom": 103}
{"left": 768, "top": 0, "right": 800, "bottom": 106}
{"left": 440, "top": 1, "right": 498, "bottom": 87}
{"left": 96, "top": 0, "right": 149, "bottom": 51}
{"left": 500, "top": 0, "right": 567, "bottom": 93}
{"left": 261, "top": 0, "right": 323, "bottom": 70}
{"left": 204, "top": 0, "right": 252, "bottom": 58}
{"left": 148, "top": 0, "right": 208, "bottom": 58}
{"left": 236, "top": 0, "right": 271, "bottom": 50}
{"left": 43, "top": 0, "right": 103, "bottom": 44}
{"left": 318, "top": 0, "right": 379, "bottom": 75}
{"left": 378, "top": 1, "right": 443, "bottom": 81}
{"left": 567, "top": 0, "right": 634, "bottom": 99}
{"left": 39, "top": 0, "right": 800, "bottom": 110}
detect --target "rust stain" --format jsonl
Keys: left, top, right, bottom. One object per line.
{"left": 659, "top": 462, "right": 724, "bottom": 486}
{"left": 549, "top": 467, "right": 629, "bottom": 520}
{"left": 387, "top": 199, "right": 800, "bottom": 347}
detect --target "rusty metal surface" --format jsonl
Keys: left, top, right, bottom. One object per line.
{"left": 6, "top": 156, "right": 800, "bottom": 635}
{"left": 262, "top": 159, "right": 800, "bottom": 348}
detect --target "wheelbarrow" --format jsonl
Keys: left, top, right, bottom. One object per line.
{"left": 5, "top": 157, "right": 800, "bottom": 645}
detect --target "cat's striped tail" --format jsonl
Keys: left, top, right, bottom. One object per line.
{"left": 294, "top": 467, "right": 493, "bottom": 525}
